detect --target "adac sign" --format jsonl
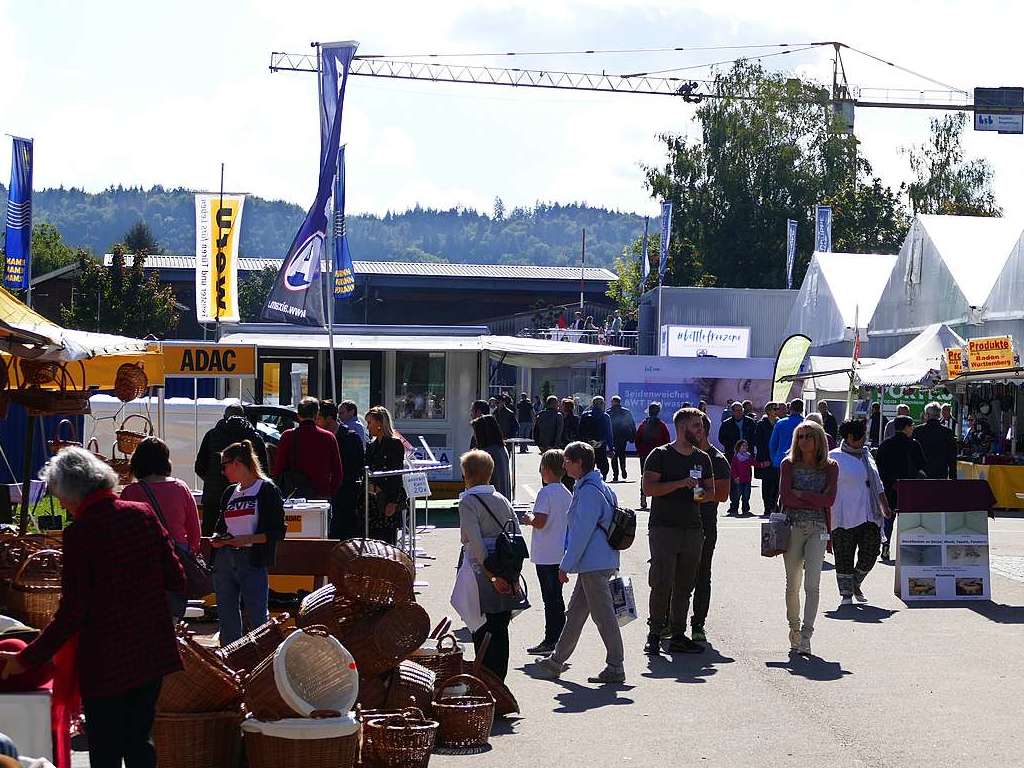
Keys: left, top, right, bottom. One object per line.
{"left": 164, "top": 344, "right": 256, "bottom": 378}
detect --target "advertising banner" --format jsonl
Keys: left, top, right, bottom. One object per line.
{"left": 195, "top": 193, "right": 245, "bottom": 323}
{"left": 3, "top": 137, "right": 33, "bottom": 290}
{"left": 966, "top": 335, "right": 1014, "bottom": 372}
{"left": 262, "top": 41, "right": 358, "bottom": 326}
{"left": 333, "top": 145, "right": 355, "bottom": 298}
{"left": 786, "top": 218, "right": 797, "bottom": 289}
{"left": 162, "top": 343, "right": 256, "bottom": 378}
{"left": 658, "top": 201, "right": 672, "bottom": 283}
{"left": 772, "top": 334, "right": 811, "bottom": 405}
{"left": 658, "top": 325, "right": 751, "bottom": 358}
{"left": 945, "top": 347, "right": 964, "bottom": 379}
{"left": 880, "top": 387, "right": 953, "bottom": 420}
{"left": 641, "top": 217, "right": 650, "bottom": 283}
{"left": 814, "top": 205, "right": 832, "bottom": 253}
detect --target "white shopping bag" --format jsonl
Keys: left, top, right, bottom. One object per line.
{"left": 609, "top": 574, "right": 637, "bottom": 626}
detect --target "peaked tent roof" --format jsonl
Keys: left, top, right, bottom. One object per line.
{"left": 857, "top": 323, "right": 966, "bottom": 387}
{"left": 785, "top": 251, "right": 897, "bottom": 346}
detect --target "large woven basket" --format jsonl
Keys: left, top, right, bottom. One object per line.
{"left": 384, "top": 660, "right": 436, "bottom": 714}
{"left": 410, "top": 634, "right": 463, "bottom": 691}
{"left": 152, "top": 710, "right": 242, "bottom": 768}
{"left": 335, "top": 603, "right": 430, "bottom": 677}
{"left": 361, "top": 708, "right": 438, "bottom": 768}
{"left": 8, "top": 549, "right": 62, "bottom": 630}
{"left": 115, "top": 413, "right": 153, "bottom": 455}
{"left": 113, "top": 362, "right": 149, "bottom": 402}
{"left": 297, "top": 583, "right": 377, "bottom": 633}
{"left": 158, "top": 627, "right": 243, "bottom": 713}
{"left": 329, "top": 539, "right": 415, "bottom": 608}
{"left": 242, "top": 625, "right": 359, "bottom": 721}
{"left": 217, "top": 613, "right": 296, "bottom": 674}
{"left": 0, "top": 534, "right": 45, "bottom": 610}
{"left": 432, "top": 674, "right": 495, "bottom": 749}
{"left": 242, "top": 712, "right": 360, "bottom": 768}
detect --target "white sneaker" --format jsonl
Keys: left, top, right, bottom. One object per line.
{"left": 840, "top": 596, "right": 853, "bottom": 606}
{"left": 797, "top": 636, "right": 812, "bottom": 656}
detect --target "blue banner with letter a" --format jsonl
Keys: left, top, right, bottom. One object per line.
{"left": 4, "top": 137, "right": 33, "bottom": 290}
{"left": 262, "top": 42, "right": 358, "bottom": 325}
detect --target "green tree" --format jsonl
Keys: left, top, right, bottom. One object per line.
{"left": 607, "top": 232, "right": 717, "bottom": 318}
{"left": 645, "top": 60, "right": 909, "bottom": 289}
{"left": 238, "top": 266, "right": 278, "bottom": 322}
{"left": 120, "top": 219, "right": 160, "bottom": 254}
{"left": 30, "top": 222, "right": 80, "bottom": 277}
{"left": 901, "top": 113, "right": 1001, "bottom": 216}
{"left": 60, "top": 245, "right": 178, "bottom": 337}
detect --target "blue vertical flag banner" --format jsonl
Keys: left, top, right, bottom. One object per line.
{"left": 3, "top": 137, "right": 33, "bottom": 290}
{"left": 641, "top": 217, "right": 650, "bottom": 284}
{"left": 786, "top": 218, "right": 798, "bottom": 289}
{"left": 262, "top": 41, "right": 358, "bottom": 325}
{"left": 815, "top": 204, "right": 832, "bottom": 253}
{"left": 658, "top": 201, "right": 672, "bottom": 283}
{"left": 334, "top": 145, "right": 355, "bottom": 298}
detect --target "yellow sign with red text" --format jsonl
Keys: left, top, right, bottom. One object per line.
{"left": 945, "top": 347, "right": 964, "bottom": 379}
{"left": 966, "top": 336, "right": 1014, "bottom": 373}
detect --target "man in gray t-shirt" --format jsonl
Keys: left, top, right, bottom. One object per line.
{"left": 691, "top": 413, "right": 732, "bottom": 643}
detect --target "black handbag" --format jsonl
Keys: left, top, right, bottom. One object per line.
{"left": 475, "top": 495, "right": 529, "bottom": 582}
{"left": 140, "top": 481, "right": 214, "bottom": 599}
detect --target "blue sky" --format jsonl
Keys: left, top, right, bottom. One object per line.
{"left": 3, "top": 0, "right": 1023, "bottom": 221}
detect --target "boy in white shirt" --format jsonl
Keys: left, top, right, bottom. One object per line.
{"left": 521, "top": 449, "right": 573, "bottom": 655}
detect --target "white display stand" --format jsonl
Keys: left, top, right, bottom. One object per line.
{"left": 895, "top": 510, "right": 991, "bottom": 601}
{"left": 0, "top": 690, "right": 53, "bottom": 760}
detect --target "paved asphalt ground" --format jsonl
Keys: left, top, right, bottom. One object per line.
{"left": 71, "top": 452, "right": 1024, "bottom": 767}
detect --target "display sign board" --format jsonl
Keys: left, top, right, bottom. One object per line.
{"left": 945, "top": 347, "right": 964, "bottom": 379}
{"left": 974, "top": 87, "right": 1024, "bottom": 134}
{"left": 880, "top": 387, "right": 953, "bottom": 421}
{"left": 966, "top": 335, "right": 1014, "bottom": 373}
{"left": 895, "top": 510, "right": 990, "bottom": 601}
{"left": 163, "top": 344, "right": 257, "bottom": 378}
{"left": 403, "top": 472, "right": 432, "bottom": 498}
{"left": 659, "top": 325, "right": 751, "bottom": 358}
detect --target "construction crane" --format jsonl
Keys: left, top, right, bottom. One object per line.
{"left": 268, "top": 41, "right": 1024, "bottom": 116}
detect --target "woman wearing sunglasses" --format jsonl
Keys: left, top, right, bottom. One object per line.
{"left": 210, "top": 440, "right": 287, "bottom": 646}
{"left": 779, "top": 420, "right": 837, "bottom": 656}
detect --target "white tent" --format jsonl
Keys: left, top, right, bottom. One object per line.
{"left": 857, "top": 323, "right": 966, "bottom": 388}
{"left": 870, "top": 215, "right": 1022, "bottom": 342}
{"left": 785, "top": 251, "right": 897, "bottom": 347}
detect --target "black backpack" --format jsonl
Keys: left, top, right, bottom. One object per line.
{"left": 596, "top": 485, "right": 636, "bottom": 550}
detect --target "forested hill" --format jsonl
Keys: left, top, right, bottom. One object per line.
{"left": 0, "top": 185, "right": 644, "bottom": 268}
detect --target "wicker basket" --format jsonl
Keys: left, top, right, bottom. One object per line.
{"left": 115, "top": 413, "right": 153, "bottom": 454}
{"left": 432, "top": 674, "right": 495, "bottom": 749}
{"left": 152, "top": 710, "right": 243, "bottom": 768}
{"left": 242, "top": 626, "right": 359, "bottom": 721}
{"left": 216, "top": 613, "right": 296, "bottom": 674}
{"left": 361, "top": 709, "right": 438, "bottom": 768}
{"left": 9, "top": 389, "right": 91, "bottom": 417}
{"left": 47, "top": 419, "right": 81, "bottom": 455}
{"left": 329, "top": 539, "right": 415, "bottom": 608}
{"left": 7, "top": 549, "right": 62, "bottom": 629}
{"left": 462, "top": 633, "right": 520, "bottom": 717}
{"left": 0, "top": 535, "right": 44, "bottom": 610}
{"left": 106, "top": 443, "right": 133, "bottom": 486}
{"left": 242, "top": 712, "right": 360, "bottom": 768}
{"left": 410, "top": 634, "right": 463, "bottom": 690}
{"left": 335, "top": 603, "right": 430, "bottom": 677}
{"left": 384, "top": 661, "right": 436, "bottom": 714}
{"left": 113, "top": 362, "right": 149, "bottom": 402}
{"left": 297, "top": 583, "right": 377, "bottom": 633}
{"left": 158, "top": 627, "right": 243, "bottom": 713}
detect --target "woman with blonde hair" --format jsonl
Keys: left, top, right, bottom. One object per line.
{"left": 779, "top": 419, "right": 838, "bottom": 656}
{"left": 211, "top": 440, "right": 287, "bottom": 646}
{"left": 365, "top": 406, "right": 408, "bottom": 544}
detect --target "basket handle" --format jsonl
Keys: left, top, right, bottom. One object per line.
{"left": 12, "top": 549, "right": 63, "bottom": 587}
{"left": 435, "top": 674, "right": 494, "bottom": 704}
{"left": 429, "top": 617, "right": 451, "bottom": 639}
{"left": 120, "top": 413, "right": 153, "bottom": 434}
{"left": 437, "top": 633, "right": 458, "bottom": 654}
{"left": 86, "top": 437, "right": 101, "bottom": 455}
{"left": 54, "top": 419, "right": 78, "bottom": 443}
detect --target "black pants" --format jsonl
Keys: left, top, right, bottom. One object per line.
{"left": 832, "top": 522, "right": 882, "bottom": 597}
{"left": 330, "top": 489, "right": 363, "bottom": 540}
{"left": 691, "top": 519, "right": 718, "bottom": 630}
{"left": 472, "top": 611, "right": 512, "bottom": 682}
{"left": 83, "top": 678, "right": 162, "bottom": 768}
{"left": 612, "top": 438, "right": 629, "bottom": 480}
{"left": 536, "top": 564, "right": 566, "bottom": 645}
{"left": 369, "top": 523, "right": 398, "bottom": 545}
{"left": 759, "top": 466, "right": 779, "bottom": 514}
{"left": 595, "top": 445, "right": 610, "bottom": 480}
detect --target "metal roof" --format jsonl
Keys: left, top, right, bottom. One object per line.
{"left": 100, "top": 254, "right": 618, "bottom": 282}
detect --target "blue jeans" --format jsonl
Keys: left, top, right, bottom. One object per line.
{"left": 729, "top": 481, "right": 752, "bottom": 513}
{"left": 214, "top": 547, "right": 270, "bottom": 646}
{"left": 536, "top": 563, "right": 566, "bottom": 644}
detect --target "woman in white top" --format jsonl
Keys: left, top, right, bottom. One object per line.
{"left": 828, "top": 419, "right": 892, "bottom": 605}
{"left": 457, "top": 449, "right": 525, "bottom": 682}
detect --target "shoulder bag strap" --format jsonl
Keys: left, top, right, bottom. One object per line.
{"left": 138, "top": 481, "right": 170, "bottom": 530}
{"left": 474, "top": 494, "right": 513, "bottom": 536}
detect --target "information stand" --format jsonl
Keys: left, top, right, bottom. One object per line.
{"left": 894, "top": 479, "right": 996, "bottom": 602}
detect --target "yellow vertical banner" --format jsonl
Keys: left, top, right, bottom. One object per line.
{"left": 195, "top": 193, "right": 245, "bottom": 323}
{"left": 772, "top": 334, "right": 812, "bottom": 404}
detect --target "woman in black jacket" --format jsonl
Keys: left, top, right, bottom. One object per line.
{"left": 365, "top": 406, "right": 408, "bottom": 544}
{"left": 212, "top": 440, "right": 287, "bottom": 646}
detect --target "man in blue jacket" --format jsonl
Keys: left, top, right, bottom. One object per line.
{"left": 769, "top": 399, "right": 805, "bottom": 467}
{"left": 533, "top": 441, "right": 624, "bottom": 684}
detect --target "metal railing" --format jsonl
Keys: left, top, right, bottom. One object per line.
{"left": 517, "top": 327, "right": 638, "bottom": 353}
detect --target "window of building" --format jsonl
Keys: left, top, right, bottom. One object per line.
{"left": 394, "top": 352, "right": 446, "bottom": 419}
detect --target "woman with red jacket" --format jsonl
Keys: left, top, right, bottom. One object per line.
{"left": 0, "top": 447, "right": 185, "bottom": 768}
{"left": 635, "top": 402, "right": 671, "bottom": 510}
